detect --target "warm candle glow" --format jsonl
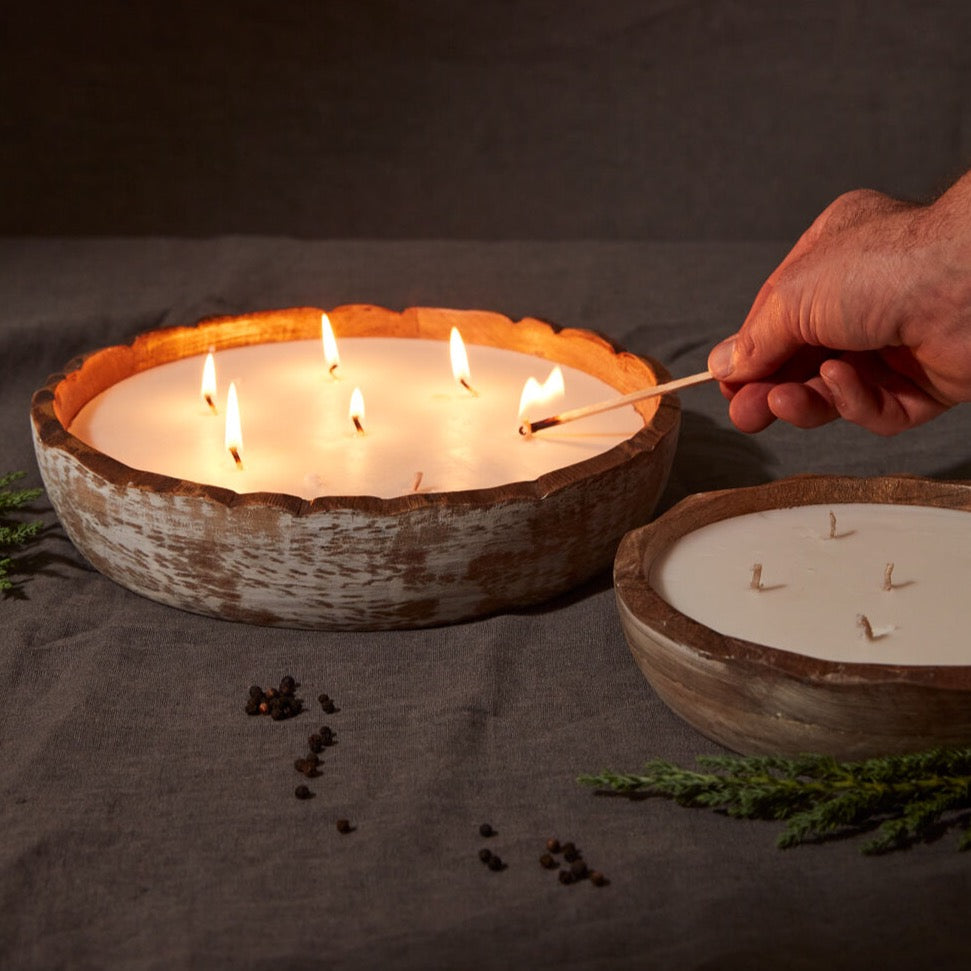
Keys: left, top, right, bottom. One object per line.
{"left": 518, "top": 365, "right": 565, "bottom": 419}
{"left": 201, "top": 351, "right": 218, "bottom": 413}
{"left": 349, "top": 386, "right": 366, "bottom": 435}
{"left": 321, "top": 312, "right": 341, "bottom": 377}
{"left": 225, "top": 381, "right": 244, "bottom": 467}
{"left": 449, "top": 327, "right": 478, "bottom": 396}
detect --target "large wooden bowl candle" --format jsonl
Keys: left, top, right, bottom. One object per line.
{"left": 614, "top": 475, "right": 971, "bottom": 758}
{"left": 31, "top": 305, "right": 679, "bottom": 629}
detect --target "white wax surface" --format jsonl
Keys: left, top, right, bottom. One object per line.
{"left": 69, "top": 338, "right": 645, "bottom": 499}
{"left": 650, "top": 503, "right": 971, "bottom": 665}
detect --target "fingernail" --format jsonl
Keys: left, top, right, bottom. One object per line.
{"left": 820, "top": 370, "right": 845, "bottom": 409}
{"left": 708, "top": 339, "right": 736, "bottom": 379}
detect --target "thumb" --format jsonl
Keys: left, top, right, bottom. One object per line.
{"left": 708, "top": 325, "right": 807, "bottom": 382}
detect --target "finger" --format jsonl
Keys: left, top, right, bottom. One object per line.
{"left": 820, "top": 358, "right": 948, "bottom": 435}
{"left": 726, "top": 382, "right": 779, "bottom": 433}
{"left": 765, "top": 380, "right": 839, "bottom": 429}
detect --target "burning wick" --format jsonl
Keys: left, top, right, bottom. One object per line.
{"left": 518, "top": 370, "right": 714, "bottom": 435}
{"left": 321, "top": 312, "right": 341, "bottom": 380}
{"left": 225, "top": 381, "right": 244, "bottom": 469}
{"left": 412, "top": 471, "right": 423, "bottom": 492}
{"left": 750, "top": 563, "right": 764, "bottom": 591}
{"left": 857, "top": 614, "right": 876, "bottom": 642}
{"left": 349, "top": 387, "right": 366, "bottom": 436}
{"left": 201, "top": 350, "right": 218, "bottom": 414}
{"left": 828, "top": 510, "right": 837, "bottom": 539}
{"left": 883, "top": 562, "right": 895, "bottom": 591}
{"left": 449, "top": 327, "right": 479, "bottom": 397}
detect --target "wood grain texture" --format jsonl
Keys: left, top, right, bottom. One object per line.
{"left": 614, "top": 474, "right": 971, "bottom": 758}
{"left": 32, "top": 305, "right": 680, "bottom": 629}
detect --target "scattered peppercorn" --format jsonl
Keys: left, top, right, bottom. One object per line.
{"left": 589, "top": 871, "right": 608, "bottom": 887}
{"left": 558, "top": 870, "right": 575, "bottom": 885}
{"left": 563, "top": 843, "right": 580, "bottom": 863}
{"left": 279, "top": 675, "right": 296, "bottom": 695}
{"left": 478, "top": 848, "right": 492, "bottom": 863}
{"left": 487, "top": 855, "right": 504, "bottom": 872}
{"left": 294, "top": 785, "right": 313, "bottom": 800}
{"left": 546, "top": 838, "right": 561, "bottom": 854}
{"left": 479, "top": 823, "right": 495, "bottom": 838}
{"left": 293, "top": 757, "right": 320, "bottom": 778}
{"left": 570, "top": 859, "right": 588, "bottom": 880}
{"left": 308, "top": 733, "right": 324, "bottom": 754}
{"left": 336, "top": 818, "right": 353, "bottom": 834}
{"left": 249, "top": 685, "right": 263, "bottom": 699}
{"left": 319, "top": 726, "right": 335, "bottom": 745}
{"left": 318, "top": 693, "right": 337, "bottom": 714}
{"left": 539, "top": 853, "right": 558, "bottom": 870}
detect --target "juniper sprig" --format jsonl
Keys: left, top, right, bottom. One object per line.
{"left": 579, "top": 747, "right": 971, "bottom": 854}
{"left": 0, "top": 471, "right": 44, "bottom": 592}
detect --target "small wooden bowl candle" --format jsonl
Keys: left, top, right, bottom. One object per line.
{"left": 31, "top": 305, "right": 679, "bottom": 630}
{"left": 614, "top": 475, "right": 971, "bottom": 758}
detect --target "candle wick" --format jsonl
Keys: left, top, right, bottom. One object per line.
{"left": 750, "top": 563, "right": 763, "bottom": 591}
{"left": 352, "top": 416, "right": 365, "bottom": 436}
{"left": 328, "top": 363, "right": 341, "bottom": 380}
{"left": 229, "top": 446, "right": 244, "bottom": 470}
{"left": 857, "top": 614, "right": 875, "bottom": 642}
{"left": 828, "top": 510, "right": 837, "bottom": 539}
{"left": 412, "top": 471, "right": 423, "bottom": 492}
{"left": 459, "top": 377, "right": 479, "bottom": 398}
{"left": 883, "top": 562, "right": 895, "bottom": 592}
{"left": 205, "top": 394, "right": 218, "bottom": 415}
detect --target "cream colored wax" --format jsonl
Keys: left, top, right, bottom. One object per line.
{"left": 650, "top": 503, "right": 971, "bottom": 666}
{"left": 70, "top": 337, "right": 644, "bottom": 500}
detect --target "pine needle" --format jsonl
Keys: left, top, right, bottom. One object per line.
{"left": 579, "top": 748, "right": 971, "bottom": 854}
{"left": 0, "top": 471, "right": 43, "bottom": 592}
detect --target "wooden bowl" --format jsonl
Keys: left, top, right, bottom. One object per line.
{"left": 614, "top": 474, "right": 971, "bottom": 758}
{"left": 31, "top": 305, "right": 680, "bottom": 630}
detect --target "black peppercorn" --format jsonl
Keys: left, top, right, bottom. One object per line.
{"left": 336, "top": 818, "right": 353, "bottom": 834}
{"left": 590, "top": 871, "right": 608, "bottom": 887}
{"left": 308, "top": 734, "right": 324, "bottom": 753}
{"left": 546, "top": 838, "right": 561, "bottom": 854}
{"left": 563, "top": 844, "right": 580, "bottom": 863}
{"left": 245, "top": 700, "right": 260, "bottom": 716}
{"left": 294, "top": 757, "right": 320, "bottom": 778}
{"left": 279, "top": 675, "right": 296, "bottom": 695}
{"left": 558, "top": 870, "right": 575, "bottom": 885}
{"left": 320, "top": 726, "right": 335, "bottom": 745}
{"left": 570, "top": 859, "right": 588, "bottom": 880}
{"left": 294, "top": 785, "right": 313, "bottom": 800}
{"left": 478, "top": 823, "right": 495, "bottom": 838}
{"left": 487, "top": 855, "right": 503, "bottom": 871}
{"left": 478, "top": 848, "right": 492, "bottom": 863}
{"left": 539, "top": 853, "right": 558, "bottom": 870}
{"left": 249, "top": 684, "right": 263, "bottom": 699}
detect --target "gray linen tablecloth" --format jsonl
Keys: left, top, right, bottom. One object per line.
{"left": 2, "top": 238, "right": 970, "bottom": 970}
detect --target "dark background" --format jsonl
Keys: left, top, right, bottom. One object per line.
{"left": 5, "top": 0, "right": 970, "bottom": 240}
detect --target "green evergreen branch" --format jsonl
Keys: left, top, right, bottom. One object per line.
{"left": 580, "top": 748, "right": 971, "bottom": 854}
{"left": 0, "top": 471, "right": 44, "bottom": 592}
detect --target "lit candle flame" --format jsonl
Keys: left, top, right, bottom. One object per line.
{"left": 321, "top": 312, "right": 341, "bottom": 378}
{"left": 449, "top": 327, "right": 478, "bottom": 396}
{"left": 518, "top": 365, "right": 565, "bottom": 419}
{"left": 225, "top": 381, "right": 244, "bottom": 468}
{"left": 201, "top": 351, "right": 218, "bottom": 413}
{"left": 349, "top": 386, "right": 366, "bottom": 435}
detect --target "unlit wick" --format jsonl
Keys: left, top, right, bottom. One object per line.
{"left": 750, "top": 563, "right": 764, "bottom": 591}
{"left": 883, "top": 562, "right": 895, "bottom": 591}
{"left": 412, "top": 471, "right": 423, "bottom": 492}
{"left": 857, "top": 614, "right": 875, "bottom": 641}
{"left": 828, "top": 510, "right": 837, "bottom": 539}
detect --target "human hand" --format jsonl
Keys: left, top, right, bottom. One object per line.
{"left": 707, "top": 176, "right": 971, "bottom": 435}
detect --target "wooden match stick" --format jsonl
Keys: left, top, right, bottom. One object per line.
{"left": 519, "top": 370, "right": 714, "bottom": 435}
